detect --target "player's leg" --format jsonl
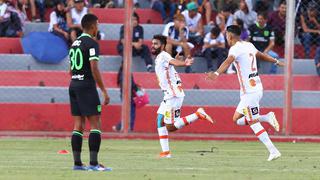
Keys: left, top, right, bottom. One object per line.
{"left": 165, "top": 97, "right": 214, "bottom": 131}
{"left": 69, "top": 86, "right": 87, "bottom": 170}
{"left": 156, "top": 101, "right": 171, "bottom": 158}
{"left": 71, "top": 116, "right": 86, "bottom": 170}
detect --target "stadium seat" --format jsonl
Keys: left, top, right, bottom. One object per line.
{"left": 98, "top": 40, "right": 151, "bottom": 55}
{"left": 0, "top": 38, "right": 23, "bottom": 54}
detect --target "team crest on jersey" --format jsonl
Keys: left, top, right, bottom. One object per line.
{"left": 90, "top": 48, "right": 96, "bottom": 56}
{"left": 251, "top": 107, "right": 259, "bottom": 115}
{"left": 264, "top": 30, "right": 270, "bottom": 37}
{"left": 249, "top": 79, "right": 256, "bottom": 87}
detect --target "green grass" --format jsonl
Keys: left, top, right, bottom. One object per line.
{"left": 0, "top": 138, "right": 319, "bottom": 180}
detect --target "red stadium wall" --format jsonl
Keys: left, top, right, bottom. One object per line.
{"left": 0, "top": 104, "right": 319, "bottom": 135}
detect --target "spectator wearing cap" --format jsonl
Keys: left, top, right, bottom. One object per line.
{"left": 162, "top": 13, "right": 194, "bottom": 73}
{"left": 216, "top": 5, "right": 234, "bottom": 33}
{"left": 268, "top": 0, "right": 286, "bottom": 46}
{"left": 49, "top": 1, "right": 69, "bottom": 42}
{"left": 117, "top": 12, "right": 153, "bottom": 72}
{"left": 151, "top": 0, "right": 177, "bottom": 24}
{"left": 202, "top": 26, "right": 227, "bottom": 71}
{"left": 233, "top": 0, "right": 257, "bottom": 29}
{"left": 66, "top": 0, "right": 90, "bottom": 42}
{"left": 181, "top": 1, "right": 204, "bottom": 46}
{"left": 299, "top": 2, "right": 320, "bottom": 59}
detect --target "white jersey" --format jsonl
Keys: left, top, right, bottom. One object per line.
{"left": 228, "top": 41, "right": 263, "bottom": 96}
{"left": 155, "top": 51, "right": 185, "bottom": 100}
{"left": 70, "top": 7, "right": 88, "bottom": 25}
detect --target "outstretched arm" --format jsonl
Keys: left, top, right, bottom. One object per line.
{"left": 169, "top": 54, "right": 194, "bottom": 67}
{"left": 256, "top": 51, "right": 285, "bottom": 66}
{"left": 206, "top": 55, "right": 235, "bottom": 80}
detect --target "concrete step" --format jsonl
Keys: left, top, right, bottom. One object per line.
{"left": 0, "top": 87, "right": 319, "bottom": 107}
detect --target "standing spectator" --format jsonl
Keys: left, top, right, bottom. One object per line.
{"left": 202, "top": 26, "right": 227, "bottom": 71}
{"left": 315, "top": 46, "right": 320, "bottom": 76}
{"left": 268, "top": 0, "right": 286, "bottom": 46}
{"left": 117, "top": 12, "right": 153, "bottom": 72}
{"left": 216, "top": 5, "right": 234, "bottom": 33}
{"left": 112, "top": 61, "right": 138, "bottom": 132}
{"left": 234, "top": 0, "right": 257, "bottom": 29}
{"left": 233, "top": 18, "right": 249, "bottom": 41}
{"left": 299, "top": 2, "right": 320, "bottom": 59}
{"left": 67, "top": 0, "right": 90, "bottom": 42}
{"left": 151, "top": 0, "right": 177, "bottom": 24}
{"left": 49, "top": 1, "right": 69, "bottom": 42}
{"left": 249, "top": 12, "right": 279, "bottom": 74}
{"left": 195, "top": 0, "right": 213, "bottom": 25}
{"left": 182, "top": 1, "right": 204, "bottom": 46}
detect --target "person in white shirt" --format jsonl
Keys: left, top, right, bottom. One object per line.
{"left": 49, "top": 1, "right": 69, "bottom": 41}
{"left": 67, "top": 0, "right": 90, "bottom": 42}
{"left": 181, "top": 1, "right": 204, "bottom": 45}
{"left": 151, "top": 34, "right": 214, "bottom": 158}
{"left": 233, "top": 0, "right": 257, "bottom": 29}
{"left": 0, "top": 0, "right": 8, "bottom": 22}
{"left": 203, "top": 26, "right": 227, "bottom": 71}
{"left": 207, "top": 25, "right": 285, "bottom": 161}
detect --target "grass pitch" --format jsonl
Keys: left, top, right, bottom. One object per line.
{"left": 0, "top": 138, "right": 319, "bottom": 180}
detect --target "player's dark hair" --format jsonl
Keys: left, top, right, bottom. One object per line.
{"left": 235, "top": 18, "right": 244, "bottom": 30}
{"left": 153, "top": 34, "right": 167, "bottom": 46}
{"left": 226, "top": 25, "right": 241, "bottom": 36}
{"left": 257, "top": 11, "right": 268, "bottom": 20}
{"left": 81, "top": 14, "right": 98, "bottom": 30}
{"left": 133, "top": 12, "right": 139, "bottom": 23}
{"left": 210, "top": 26, "right": 221, "bottom": 37}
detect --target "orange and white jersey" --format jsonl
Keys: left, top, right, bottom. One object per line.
{"left": 228, "top": 41, "right": 263, "bottom": 96}
{"left": 155, "top": 51, "right": 185, "bottom": 100}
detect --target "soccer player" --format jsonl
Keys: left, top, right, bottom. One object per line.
{"left": 68, "top": 14, "right": 111, "bottom": 171}
{"left": 151, "top": 34, "right": 214, "bottom": 158}
{"left": 207, "top": 25, "right": 285, "bottom": 161}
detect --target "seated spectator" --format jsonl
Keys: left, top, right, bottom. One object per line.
{"left": 315, "top": 46, "right": 320, "bottom": 76}
{"left": 117, "top": 12, "right": 153, "bottom": 72}
{"left": 202, "top": 26, "right": 227, "bottom": 71}
{"left": 233, "top": 18, "right": 249, "bottom": 41}
{"left": 162, "top": 13, "right": 194, "bottom": 73}
{"left": 182, "top": 1, "right": 204, "bottom": 45}
{"left": 234, "top": 0, "right": 257, "bottom": 29}
{"left": 299, "top": 2, "right": 320, "bottom": 59}
{"left": 249, "top": 12, "right": 279, "bottom": 74}
{"left": 216, "top": 4, "right": 233, "bottom": 33}
{"left": 48, "top": 1, "right": 69, "bottom": 42}
{"left": 67, "top": 0, "right": 90, "bottom": 42}
{"left": 151, "top": 0, "right": 177, "bottom": 24}
{"left": 0, "top": 0, "right": 24, "bottom": 37}
{"left": 268, "top": 0, "right": 286, "bottom": 46}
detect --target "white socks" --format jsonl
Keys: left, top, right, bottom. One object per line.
{"left": 174, "top": 113, "right": 199, "bottom": 129}
{"left": 158, "top": 126, "right": 169, "bottom": 152}
{"left": 250, "top": 122, "right": 277, "bottom": 153}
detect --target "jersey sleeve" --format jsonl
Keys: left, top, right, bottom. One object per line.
{"left": 89, "top": 41, "right": 100, "bottom": 61}
{"left": 228, "top": 46, "right": 239, "bottom": 59}
{"left": 161, "top": 52, "right": 173, "bottom": 68}
{"left": 250, "top": 42, "right": 258, "bottom": 55}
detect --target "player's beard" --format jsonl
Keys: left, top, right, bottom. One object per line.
{"left": 151, "top": 47, "right": 161, "bottom": 55}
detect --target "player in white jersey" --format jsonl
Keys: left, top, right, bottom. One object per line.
{"left": 151, "top": 35, "right": 214, "bottom": 158}
{"left": 207, "top": 25, "right": 285, "bottom": 161}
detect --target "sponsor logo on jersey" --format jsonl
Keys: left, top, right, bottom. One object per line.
{"left": 251, "top": 107, "right": 259, "bottom": 115}
{"left": 72, "top": 74, "right": 85, "bottom": 80}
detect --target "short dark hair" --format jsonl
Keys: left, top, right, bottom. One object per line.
{"left": 153, "top": 34, "right": 167, "bottom": 46}
{"left": 226, "top": 25, "right": 241, "bottom": 36}
{"left": 235, "top": 18, "right": 244, "bottom": 29}
{"left": 257, "top": 11, "right": 268, "bottom": 20}
{"left": 210, "top": 26, "right": 221, "bottom": 37}
{"left": 81, "top": 14, "right": 98, "bottom": 30}
{"left": 279, "top": 0, "right": 286, "bottom": 6}
{"left": 133, "top": 12, "right": 139, "bottom": 22}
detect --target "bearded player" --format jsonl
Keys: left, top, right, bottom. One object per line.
{"left": 207, "top": 25, "right": 285, "bottom": 161}
{"left": 151, "top": 34, "right": 214, "bottom": 158}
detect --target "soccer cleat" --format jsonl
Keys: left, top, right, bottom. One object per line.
{"left": 73, "top": 164, "right": 88, "bottom": 171}
{"left": 88, "top": 164, "right": 112, "bottom": 171}
{"left": 268, "top": 112, "right": 280, "bottom": 132}
{"left": 196, "top": 108, "right": 215, "bottom": 124}
{"left": 159, "top": 151, "right": 171, "bottom": 158}
{"left": 267, "top": 151, "right": 281, "bottom": 161}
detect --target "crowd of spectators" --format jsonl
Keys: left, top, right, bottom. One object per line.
{"left": 1, "top": 0, "right": 320, "bottom": 74}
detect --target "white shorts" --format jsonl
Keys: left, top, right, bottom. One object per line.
{"left": 157, "top": 97, "right": 184, "bottom": 124}
{"left": 236, "top": 91, "right": 263, "bottom": 122}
